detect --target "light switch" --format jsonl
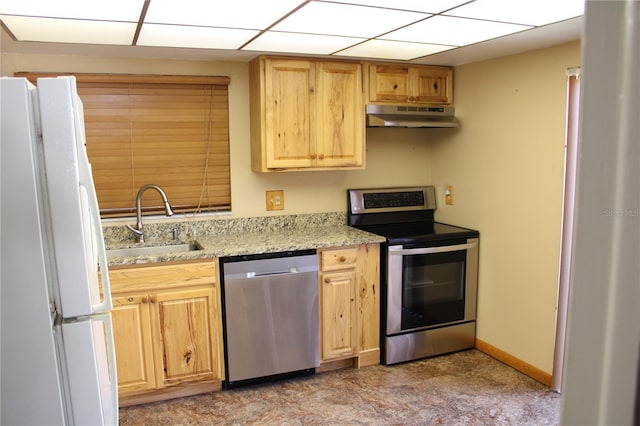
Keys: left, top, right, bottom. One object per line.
{"left": 445, "top": 185, "right": 454, "bottom": 205}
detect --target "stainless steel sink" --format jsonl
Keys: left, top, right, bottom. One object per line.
{"left": 106, "top": 242, "right": 202, "bottom": 258}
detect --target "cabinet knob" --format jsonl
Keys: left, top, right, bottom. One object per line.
{"left": 310, "top": 153, "right": 317, "bottom": 159}
{"left": 393, "top": 84, "right": 398, "bottom": 89}
{"left": 338, "top": 256, "right": 346, "bottom": 262}
{"left": 128, "top": 297, "right": 134, "bottom": 302}
{"left": 324, "top": 277, "right": 331, "bottom": 284}
{"left": 318, "top": 153, "right": 325, "bottom": 160}
{"left": 141, "top": 296, "right": 148, "bottom": 304}
{"left": 150, "top": 296, "right": 157, "bottom": 304}
{"left": 409, "top": 96, "right": 415, "bottom": 102}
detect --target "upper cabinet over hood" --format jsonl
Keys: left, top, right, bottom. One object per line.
{"left": 365, "top": 63, "right": 456, "bottom": 127}
{"left": 366, "top": 64, "right": 453, "bottom": 106}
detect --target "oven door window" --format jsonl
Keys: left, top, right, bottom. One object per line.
{"left": 401, "top": 250, "right": 466, "bottom": 330}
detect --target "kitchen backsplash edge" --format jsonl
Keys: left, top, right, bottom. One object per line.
{"left": 102, "top": 212, "right": 347, "bottom": 246}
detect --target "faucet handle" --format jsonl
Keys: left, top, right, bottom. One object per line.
{"left": 126, "top": 224, "right": 144, "bottom": 243}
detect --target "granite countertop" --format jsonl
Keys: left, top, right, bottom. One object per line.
{"left": 105, "top": 214, "right": 385, "bottom": 266}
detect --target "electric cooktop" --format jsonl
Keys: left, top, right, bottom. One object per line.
{"left": 347, "top": 186, "right": 479, "bottom": 245}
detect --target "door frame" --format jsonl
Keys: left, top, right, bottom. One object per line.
{"left": 551, "top": 67, "right": 581, "bottom": 392}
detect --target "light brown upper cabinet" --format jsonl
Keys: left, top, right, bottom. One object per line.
{"left": 366, "top": 63, "right": 453, "bottom": 106}
{"left": 250, "top": 57, "right": 365, "bottom": 172}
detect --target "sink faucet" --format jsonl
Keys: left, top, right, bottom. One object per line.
{"left": 126, "top": 184, "right": 174, "bottom": 243}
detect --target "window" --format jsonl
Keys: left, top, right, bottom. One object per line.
{"left": 17, "top": 73, "right": 231, "bottom": 217}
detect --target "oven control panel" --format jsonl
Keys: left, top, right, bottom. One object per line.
{"left": 348, "top": 186, "right": 436, "bottom": 214}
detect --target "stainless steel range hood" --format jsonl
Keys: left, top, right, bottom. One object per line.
{"left": 366, "top": 104, "right": 459, "bottom": 128}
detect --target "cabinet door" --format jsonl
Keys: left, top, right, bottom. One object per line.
{"left": 410, "top": 67, "right": 452, "bottom": 104}
{"left": 369, "top": 64, "right": 452, "bottom": 105}
{"left": 316, "top": 62, "right": 364, "bottom": 167}
{"left": 356, "top": 244, "right": 380, "bottom": 364}
{"left": 150, "top": 286, "right": 218, "bottom": 387}
{"left": 264, "top": 59, "right": 315, "bottom": 169}
{"left": 111, "top": 294, "right": 156, "bottom": 395}
{"left": 368, "top": 64, "right": 410, "bottom": 103}
{"left": 321, "top": 271, "right": 357, "bottom": 360}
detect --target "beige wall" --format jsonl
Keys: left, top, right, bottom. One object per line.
{"left": 430, "top": 41, "right": 581, "bottom": 374}
{"left": 1, "top": 52, "right": 432, "bottom": 219}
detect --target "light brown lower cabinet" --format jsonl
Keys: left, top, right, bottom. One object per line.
{"left": 320, "top": 269, "right": 358, "bottom": 360}
{"left": 319, "top": 244, "right": 380, "bottom": 368}
{"left": 109, "top": 260, "right": 224, "bottom": 406}
{"left": 110, "top": 245, "right": 380, "bottom": 406}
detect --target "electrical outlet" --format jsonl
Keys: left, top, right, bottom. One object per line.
{"left": 445, "top": 185, "right": 454, "bottom": 205}
{"left": 266, "top": 190, "right": 284, "bottom": 211}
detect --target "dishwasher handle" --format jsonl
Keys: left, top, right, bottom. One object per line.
{"left": 242, "top": 268, "right": 304, "bottom": 278}
{"left": 224, "top": 264, "right": 318, "bottom": 281}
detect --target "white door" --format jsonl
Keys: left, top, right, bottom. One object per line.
{"left": 1, "top": 76, "right": 69, "bottom": 426}
{"left": 58, "top": 313, "right": 118, "bottom": 425}
{"left": 37, "top": 76, "right": 112, "bottom": 317}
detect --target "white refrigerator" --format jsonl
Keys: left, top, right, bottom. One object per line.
{"left": 1, "top": 76, "right": 118, "bottom": 425}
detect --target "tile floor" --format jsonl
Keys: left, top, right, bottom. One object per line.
{"left": 119, "top": 349, "right": 561, "bottom": 425}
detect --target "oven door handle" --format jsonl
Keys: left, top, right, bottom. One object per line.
{"left": 389, "top": 241, "right": 478, "bottom": 256}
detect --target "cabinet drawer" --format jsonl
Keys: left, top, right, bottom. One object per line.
{"left": 320, "top": 247, "right": 358, "bottom": 271}
{"left": 110, "top": 260, "right": 216, "bottom": 294}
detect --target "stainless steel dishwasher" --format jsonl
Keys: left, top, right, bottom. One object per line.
{"left": 220, "top": 250, "right": 319, "bottom": 388}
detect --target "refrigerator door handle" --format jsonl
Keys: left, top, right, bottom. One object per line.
{"left": 72, "top": 83, "right": 111, "bottom": 312}
{"left": 100, "top": 312, "right": 118, "bottom": 420}
{"left": 86, "top": 183, "right": 112, "bottom": 312}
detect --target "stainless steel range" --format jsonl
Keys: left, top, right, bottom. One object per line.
{"left": 347, "top": 186, "right": 479, "bottom": 365}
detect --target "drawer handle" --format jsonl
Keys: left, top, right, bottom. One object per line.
{"left": 338, "top": 256, "right": 347, "bottom": 262}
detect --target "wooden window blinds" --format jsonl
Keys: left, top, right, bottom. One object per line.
{"left": 17, "top": 73, "right": 231, "bottom": 218}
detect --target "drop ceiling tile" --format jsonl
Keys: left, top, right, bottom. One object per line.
{"left": 382, "top": 15, "right": 531, "bottom": 46}
{"left": 0, "top": 0, "right": 145, "bottom": 21}
{"left": 243, "top": 31, "right": 366, "bottom": 55}
{"left": 138, "top": 24, "right": 259, "bottom": 49}
{"left": 144, "top": 0, "right": 305, "bottom": 29}
{"left": 1, "top": 16, "right": 137, "bottom": 45}
{"left": 327, "top": 0, "right": 470, "bottom": 14}
{"left": 335, "top": 39, "right": 455, "bottom": 61}
{"left": 445, "top": 0, "right": 585, "bottom": 26}
{"left": 271, "top": 2, "right": 429, "bottom": 38}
